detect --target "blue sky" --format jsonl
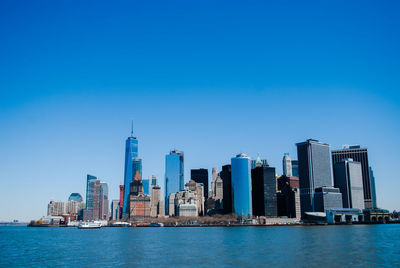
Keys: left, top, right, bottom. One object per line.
{"left": 1, "top": 1, "right": 399, "bottom": 221}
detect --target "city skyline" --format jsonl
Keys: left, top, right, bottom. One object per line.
{"left": 1, "top": 1, "right": 400, "bottom": 221}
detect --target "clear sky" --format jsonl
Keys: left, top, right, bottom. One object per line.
{"left": 1, "top": 1, "right": 399, "bottom": 221}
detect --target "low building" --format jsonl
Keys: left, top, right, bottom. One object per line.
{"left": 363, "top": 209, "right": 390, "bottom": 223}
{"left": 177, "top": 203, "right": 198, "bottom": 217}
{"left": 326, "top": 208, "right": 363, "bottom": 224}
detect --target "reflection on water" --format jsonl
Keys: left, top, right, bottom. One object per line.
{"left": 1, "top": 225, "right": 400, "bottom": 267}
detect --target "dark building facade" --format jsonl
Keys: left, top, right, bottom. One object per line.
{"left": 332, "top": 146, "right": 374, "bottom": 209}
{"left": 220, "top": 164, "right": 232, "bottom": 214}
{"left": 191, "top": 168, "right": 209, "bottom": 200}
{"left": 277, "top": 176, "right": 300, "bottom": 218}
{"left": 291, "top": 160, "right": 299, "bottom": 177}
{"left": 251, "top": 165, "right": 277, "bottom": 217}
{"left": 297, "top": 139, "right": 333, "bottom": 217}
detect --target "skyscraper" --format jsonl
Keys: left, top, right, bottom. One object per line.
{"left": 231, "top": 153, "right": 252, "bottom": 217}
{"left": 251, "top": 164, "right": 277, "bottom": 217}
{"left": 165, "top": 150, "right": 184, "bottom": 215}
{"left": 123, "top": 125, "right": 139, "bottom": 216}
{"left": 296, "top": 139, "right": 333, "bottom": 216}
{"left": 100, "top": 181, "right": 109, "bottom": 220}
{"left": 68, "top": 193, "right": 83, "bottom": 203}
{"left": 220, "top": 164, "right": 232, "bottom": 214}
{"left": 84, "top": 177, "right": 103, "bottom": 221}
{"left": 191, "top": 168, "right": 209, "bottom": 200}
{"left": 250, "top": 154, "right": 268, "bottom": 169}
{"left": 86, "top": 174, "right": 97, "bottom": 206}
{"left": 332, "top": 145, "right": 374, "bottom": 209}
{"left": 369, "top": 167, "right": 377, "bottom": 209}
{"left": 111, "top": 200, "right": 119, "bottom": 221}
{"left": 333, "top": 158, "right": 365, "bottom": 210}
{"left": 142, "top": 177, "right": 150, "bottom": 195}
{"left": 291, "top": 160, "right": 299, "bottom": 177}
{"left": 282, "top": 153, "right": 292, "bottom": 177}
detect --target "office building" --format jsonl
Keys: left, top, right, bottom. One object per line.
{"left": 191, "top": 168, "right": 209, "bottom": 200}
{"left": 314, "top": 187, "right": 343, "bottom": 212}
{"left": 86, "top": 174, "right": 97, "bottom": 208}
{"left": 333, "top": 158, "right": 364, "bottom": 210}
{"left": 150, "top": 185, "right": 164, "bottom": 218}
{"left": 296, "top": 139, "right": 333, "bottom": 216}
{"left": 251, "top": 154, "right": 268, "bottom": 169}
{"left": 165, "top": 150, "right": 184, "bottom": 215}
{"left": 220, "top": 164, "right": 232, "bottom": 214}
{"left": 111, "top": 200, "right": 119, "bottom": 221}
{"left": 149, "top": 175, "right": 157, "bottom": 196}
{"left": 185, "top": 179, "right": 205, "bottom": 216}
{"left": 123, "top": 126, "right": 139, "bottom": 216}
{"left": 231, "top": 153, "right": 252, "bottom": 216}
{"left": 68, "top": 193, "right": 83, "bottom": 203}
{"left": 170, "top": 189, "right": 201, "bottom": 217}
{"left": 119, "top": 185, "right": 124, "bottom": 219}
{"left": 129, "top": 172, "right": 150, "bottom": 220}
{"left": 282, "top": 153, "right": 292, "bottom": 177}
{"left": 142, "top": 177, "right": 150, "bottom": 195}
{"left": 251, "top": 164, "right": 277, "bottom": 217}
{"left": 332, "top": 145, "right": 374, "bottom": 208}
{"left": 369, "top": 167, "right": 377, "bottom": 208}
{"left": 291, "top": 160, "right": 299, "bottom": 177}
{"left": 210, "top": 168, "right": 218, "bottom": 198}
{"left": 277, "top": 176, "right": 301, "bottom": 218}
{"left": 100, "top": 181, "right": 109, "bottom": 220}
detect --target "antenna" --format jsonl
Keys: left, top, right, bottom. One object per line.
{"left": 131, "top": 120, "right": 133, "bottom": 137}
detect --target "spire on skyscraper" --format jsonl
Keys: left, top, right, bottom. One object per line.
{"left": 131, "top": 120, "right": 133, "bottom": 137}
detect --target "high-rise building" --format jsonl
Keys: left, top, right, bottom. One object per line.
{"left": 119, "top": 185, "right": 124, "bottom": 218}
{"left": 250, "top": 154, "right": 268, "bottom": 169}
{"left": 296, "top": 139, "right": 334, "bottom": 216}
{"left": 370, "top": 167, "right": 377, "bottom": 208}
{"left": 210, "top": 168, "right": 218, "bottom": 198}
{"left": 332, "top": 145, "right": 373, "bottom": 208}
{"left": 282, "top": 153, "right": 292, "bottom": 177}
{"left": 142, "top": 177, "right": 150, "bottom": 195}
{"left": 149, "top": 175, "right": 157, "bottom": 196}
{"left": 123, "top": 124, "right": 139, "bottom": 217}
{"left": 333, "top": 158, "right": 365, "bottom": 210}
{"left": 86, "top": 174, "right": 97, "bottom": 208}
{"left": 150, "top": 185, "right": 164, "bottom": 217}
{"left": 277, "top": 176, "right": 301, "bottom": 218}
{"left": 111, "top": 200, "right": 120, "bottom": 221}
{"left": 220, "top": 164, "right": 232, "bottom": 214}
{"left": 291, "top": 160, "right": 299, "bottom": 177}
{"left": 68, "top": 193, "right": 83, "bottom": 203}
{"left": 100, "top": 181, "right": 109, "bottom": 220}
{"left": 129, "top": 172, "right": 150, "bottom": 220}
{"left": 164, "top": 150, "right": 184, "bottom": 215}
{"left": 84, "top": 179, "right": 103, "bottom": 221}
{"left": 231, "top": 153, "right": 252, "bottom": 217}
{"left": 191, "top": 168, "right": 209, "bottom": 200}
{"left": 251, "top": 164, "right": 277, "bottom": 217}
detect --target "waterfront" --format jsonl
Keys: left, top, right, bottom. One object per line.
{"left": 1, "top": 225, "right": 400, "bottom": 267}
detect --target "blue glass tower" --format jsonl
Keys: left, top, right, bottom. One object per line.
{"left": 122, "top": 125, "right": 139, "bottom": 217}
{"left": 231, "top": 153, "right": 252, "bottom": 217}
{"left": 165, "top": 150, "right": 184, "bottom": 215}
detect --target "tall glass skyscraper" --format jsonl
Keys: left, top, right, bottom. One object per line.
{"left": 231, "top": 153, "right": 252, "bottom": 217}
{"left": 122, "top": 129, "right": 139, "bottom": 217}
{"left": 297, "top": 139, "right": 333, "bottom": 216}
{"left": 165, "top": 150, "right": 184, "bottom": 215}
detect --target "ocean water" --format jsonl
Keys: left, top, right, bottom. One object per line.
{"left": 1, "top": 225, "right": 400, "bottom": 267}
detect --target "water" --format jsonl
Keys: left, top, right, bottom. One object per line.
{"left": 1, "top": 225, "right": 400, "bottom": 267}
